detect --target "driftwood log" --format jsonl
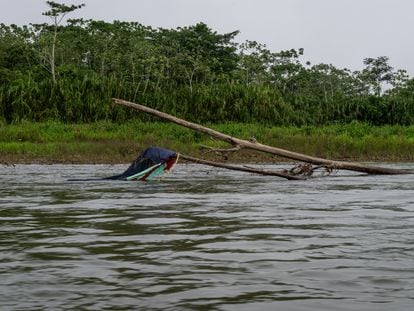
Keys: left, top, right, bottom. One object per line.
{"left": 113, "top": 98, "right": 412, "bottom": 176}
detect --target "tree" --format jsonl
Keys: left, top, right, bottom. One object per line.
{"left": 41, "top": 1, "right": 85, "bottom": 83}
{"left": 361, "top": 56, "right": 394, "bottom": 96}
{"left": 269, "top": 48, "right": 304, "bottom": 94}
{"left": 237, "top": 40, "right": 271, "bottom": 85}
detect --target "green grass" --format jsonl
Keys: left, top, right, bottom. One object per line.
{"left": 1, "top": 120, "right": 414, "bottom": 163}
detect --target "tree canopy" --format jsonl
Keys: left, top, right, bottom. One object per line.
{"left": 0, "top": 1, "right": 413, "bottom": 125}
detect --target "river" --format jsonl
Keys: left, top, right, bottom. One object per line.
{"left": 1, "top": 163, "right": 414, "bottom": 310}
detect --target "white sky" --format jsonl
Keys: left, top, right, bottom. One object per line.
{"left": 2, "top": 0, "right": 413, "bottom": 75}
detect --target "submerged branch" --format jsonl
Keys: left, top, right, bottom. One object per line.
{"left": 180, "top": 154, "right": 304, "bottom": 180}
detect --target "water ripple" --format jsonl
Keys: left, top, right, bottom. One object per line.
{"left": 1, "top": 163, "right": 414, "bottom": 310}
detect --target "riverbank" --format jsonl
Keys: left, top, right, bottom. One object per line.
{"left": 1, "top": 121, "right": 414, "bottom": 164}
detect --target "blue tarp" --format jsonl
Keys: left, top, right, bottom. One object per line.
{"left": 105, "top": 146, "right": 177, "bottom": 180}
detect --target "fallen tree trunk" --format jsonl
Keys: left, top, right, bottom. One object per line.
{"left": 180, "top": 154, "right": 305, "bottom": 180}
{"left": 113, "top": 98, "right": 412, "bottom": 175}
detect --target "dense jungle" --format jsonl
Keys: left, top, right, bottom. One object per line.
{"left": 1, "top": 2, "right": 414, "bottom": 164}
{"left": 1, "top": 2, "right": 413, "bottom": 126}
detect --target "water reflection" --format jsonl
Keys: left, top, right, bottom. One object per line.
{"left": 1, "top": 163, "right": 414, "bottom": 310}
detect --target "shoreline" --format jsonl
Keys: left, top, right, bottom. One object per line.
{"left": 1, "top": 121, "right": 414, "bottom": 165}
{"left": 2, "top": 144, "right": 413, "bottom": 166}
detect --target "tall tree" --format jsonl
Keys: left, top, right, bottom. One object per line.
{"left": 361, "top": 56, "right": 394, "bottom": 96}
{"left": 41, "top": 1, "right": 84, "bottom": 83}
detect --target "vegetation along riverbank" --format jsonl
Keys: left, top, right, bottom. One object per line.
{"left": 1, "top": 121, "right": 413, "bottom": 164}
{"left": 1, "top": 2, "right": 413, "bottom": 165}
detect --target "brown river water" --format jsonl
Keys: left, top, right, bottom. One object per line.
{"left": 1, "top": 163, "right": 414, "bottom": 310}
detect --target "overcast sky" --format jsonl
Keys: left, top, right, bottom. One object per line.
{"left": 2, "top": 0, "right": 413, "bottom": 75}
